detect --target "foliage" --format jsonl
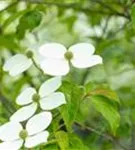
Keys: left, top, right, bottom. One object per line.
{"left": 0, "top": 0, "right": 135, "bottom": 149}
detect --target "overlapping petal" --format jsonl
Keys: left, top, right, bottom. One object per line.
{"left": 40, "top": 92, "right": 66, "bottom": 110}
{"left": 25, "top": 131, "right": 49, "bottom": 148}
{"left": 39, "top": 43, "right": 66, "bottom": 59}
{"left": 0, "top": 122, "right": 22, "bottom": 141}
{"left": 16, "top": 87, "right": 36, "bottom": 105}
{"left": 71, "top": 55, "right": 103, "bottom": 68}
{"left": 40, "top": 58, "right": 69, "bottom": 76}
{"left": 0, "top": 140, "right": 23, "bottom": 150}
{"left": 39, "top": 76, "right": 62, "bottom": 97}
{"left": 69, "top": 43, "right": 95, "bottom": 58}
{"left": 3, "top": 54, "right": 32, "bottom": 76}
{"left": 39, "top": 42, "right": 103, "bottom": 76}
{"left": 69, "top": 43, "right": 102, "bottom": 68}
{"left": 26, "top": 112, "right": 52, "bottom": 136}
{"left": 10, "top": 103, "right": 37, "bottom": 122}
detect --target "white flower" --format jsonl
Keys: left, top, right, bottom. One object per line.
{"left": 10, "top": 77, "right": 66, "bottom": 122}
{"left": 0, "top": 112, "right": 52, "bottom": 150}
{"left": 39, "top": 43, "right": 103, "bottom": 76}
{"left": 3, "top": 53, "right": 33, "bottom": 76}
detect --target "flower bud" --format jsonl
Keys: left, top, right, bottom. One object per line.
{"left": 26, "top": 51, "right": 33, "bottom": 58}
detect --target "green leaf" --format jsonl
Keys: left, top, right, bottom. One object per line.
{"left": 3, "top": 10, "right": 27, "bottom": 30}
{"left": 64, "top": 16, "right": 77, "bottom": 32}
{"left": 16, "top": 10, "right": 42, "bottom": 39}
{"left": 60, "top": 82, "right": 84, "bottom": 131}
{"left": 88, "top": 88, "right": 120, "bottom": 103}
{"left": 91, "top": 96, "right": 120, "bottom": 135}
{"left": 69, "top": 134, "right": 89, "bottom": 150}
{"left": 55, "top": 131, "right": 69, "bottom": 150}
{"left": 88, "top": 13, "right": 102, "bottom": 26}
{"left": 84, "top": 82, "right": 120, "bottom": 103}
{"left": 131, "top": 5, "right": 135, "bottom": 25}
{"left": 0, "top": 34, "right": 19, "bottom": 50}
{"left": 44, "top": 144, "right": 58, "bottom": 150}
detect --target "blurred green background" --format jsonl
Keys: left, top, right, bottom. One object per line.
{"left": 0, "top": 0, "right": 135, "bottom": 150}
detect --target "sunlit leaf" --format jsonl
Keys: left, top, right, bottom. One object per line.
{"left": 59, "top": 81, "right": 84, "bottom": 131}
{"left": 55, "top": 131, "right": 69, "bottom": 150}
{"left": 91, "top": 96, "right": 120, "bottom": 134}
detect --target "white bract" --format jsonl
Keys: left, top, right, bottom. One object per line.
{"left": 0, "top": 112, "right": 52, "bottom": 150}
{"left": 39, "top": 43, "right": 103, "bottom": 76}
{"left": 3, "top": 54, "right": 32, "bottom": 76}
{"left": 10, "top": 77, "right": 66, "bottom": 122}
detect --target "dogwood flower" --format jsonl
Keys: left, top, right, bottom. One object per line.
{"left": 10, "top": 77, "right": 66, "bottom": 122}
{"left": 39, "top": 43, "right": 103, "bottom": 76}
{"left": 3, "top": 52, "right": 33, "bottom": 76}
{"left": 0, "top": 112, "right": 52, "bottom": 150}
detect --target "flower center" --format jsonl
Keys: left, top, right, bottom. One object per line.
{"left": 19, "top": 130, "right": 28, "bottom": 140}
{"left": 64, "top": 51, "right": 73, "bottom": 61}
{"left": 32, "top": 93, "right": 40, "bottom": 103}
{"left": 26, "top": 51, "right": 33, "bottom": 58}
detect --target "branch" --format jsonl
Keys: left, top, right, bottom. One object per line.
{"left": 0, "top": 0, "right": 131, "bottom": 22}
{"left": 46, "top": 2, "right": 127, "bottom": 19}
{"left": 2, "top": 0, "right": 130, "bottom": 20}
{"left": 75, "top": 122, "right": 129, "bottom": 150}
{"left": 0, "top": 2, "right": 18, "bottom": 13}
{"left": 107, "top": 21, "right": 130, "bottom": 39}
{"left": 91, "top": 0, "right": 130, "bottom": 20}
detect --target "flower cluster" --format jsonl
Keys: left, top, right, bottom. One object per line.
{"left": 0, "top": 77, "right": 65, "bottom": 149}
{"left": 0, "top": 42, "right": 102, "bottom": 149}
{"left": 3, "top": 43, "right": 102, "bottom": 76}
